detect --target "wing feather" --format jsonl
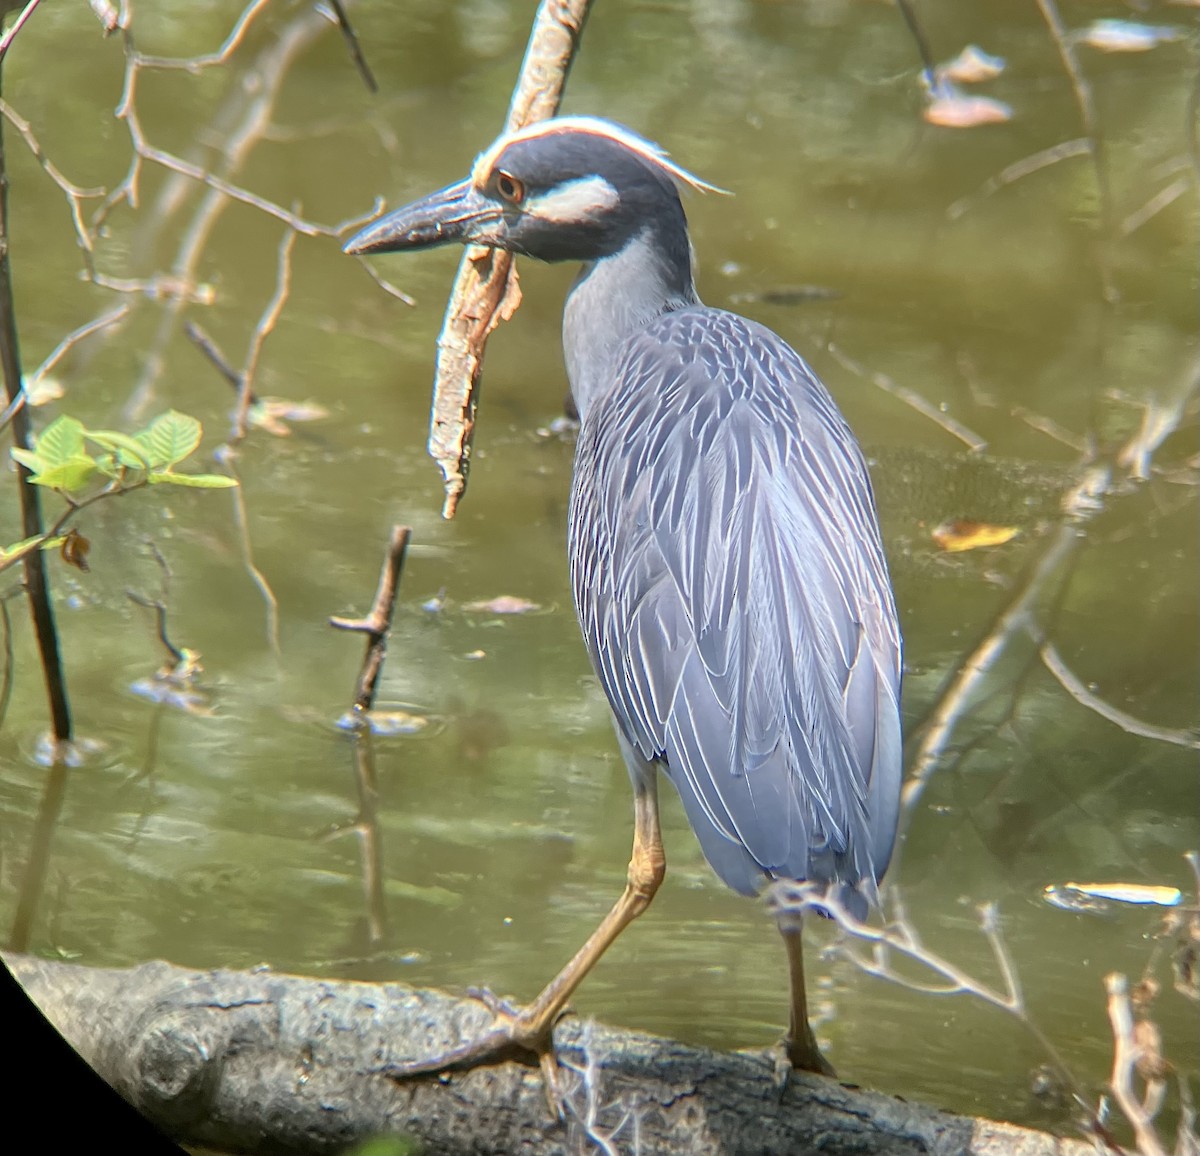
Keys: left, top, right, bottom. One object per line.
{"left": 569, "top": 308, "right": 901, "bottom": 901}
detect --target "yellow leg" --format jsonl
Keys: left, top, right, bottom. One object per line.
{"left": 387, "top": 775, "right": 666, "bottom": 1101}
{"left": 780, "top": 918, "right": 835, "bottom": 1077}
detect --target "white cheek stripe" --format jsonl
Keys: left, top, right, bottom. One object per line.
{"left": 525, "top": 176, "right": 620, "bottom": 225}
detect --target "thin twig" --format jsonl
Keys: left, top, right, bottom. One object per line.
{"left": 426, "top": 0, "right": 594, "bottom": 518}
{"left": 216, "top": 447, "right": 279, "bottom": 657}
{"left": 1034, "top": 0, "right": 1115, "bottom": 299}
{"left": 233, "top": 225, "right": 296, "bottom": 441}
{"left": 126, "top": 592, "right": 184, "bottom": 667}
{"left": 901, "top": 465, "right": 1112, "bottom": 818}
{"left": 183, "top": 320, "right": 245, "bottom": 393}
{"left": 769, "top": 881, "right": 1106, "bottom": 1136}
{"left": 28, "top": 303, "right": 131, "bottom": 385}
{"left": 946, "top": 139, "right": 1092, "bottom": 221}
{"left": 1105, "top": 973, "right": 1168, "bottom": 1156}
{"left": 1119, "top": 175, "right": 1192, "bottom": 240}
{"left": 1038, "top": 639, "right": 1200, "bottom": 750}
{"left": 0, "top": 97, "right": 105, "bottom": 261}
{"left": 133, "top": 0, "right": 272, "bottom": 72}
{"left": 324, "top": 0, "right": 377, "bottom": 93}
{"left": 825, "top": 341, "right": 988, "bottom": 451}
{"left": 330, "top": 525, "right": 411, "bottom": 716}
{"left": 0, "top": 0, "right": 44, "bottom": 63}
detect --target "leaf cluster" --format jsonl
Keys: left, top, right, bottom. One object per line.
{"left": 11, "top": 411, "right": 235, "bottom": 492}
{"left": 3, "top": 411, "right": 235, "bottom": 570}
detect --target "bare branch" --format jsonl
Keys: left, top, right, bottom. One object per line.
{"left": 233, "top": 225, "right": 296, "bottom": 441}
{"left": 216, "top": 447, "right": 279, "bottom": 657}
{"left": 330, "top": 525, "right": 411, "bottom": 716}
{"left": 323, "top": 0, "right": 377, "bottom": 94}
{"left": 0, "top": 98, "right": 105, "bottom": 261}
{"left": 825, "top": 341, "right": 988, "bottom": 451}
{"left": 0, "top": 0, "right": 44, "bottom": 62}
{"left": 425, "top": 0, "right": 594, "bottom": 518}
{"left": 1105, "top": 973, "right": 1168, "bottom": 1156}
{"left": 132, "top": 0, "right": 273, "bottom": 72}
{"left": 1038, "top": 640, "right": 1200, "bottom": 750}
{"left": 946, "top": 139, "right": 1091, "bottom": 221}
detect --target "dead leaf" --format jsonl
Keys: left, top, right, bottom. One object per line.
{"left": 932, "top": 520, "right": 1020, "bottom": 552}
{"left": 924, "top": 91, "right": 1013, "bottom": 128}
{"left": 1077, "top": 19, "right": 1183, "bottom": 53}
{"left": 60, "top": 528, "right": 90, "bottom": 572}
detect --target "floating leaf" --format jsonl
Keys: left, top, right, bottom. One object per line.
{"left": 148, "top": 471, "right": 238, "bottom": 488}
{"left": 1077, "top": 19, "right": 1183, "bottom": 53}
{"left": 932, "top": 520, "right": 1020, "bottom": 552}
{"left": 336, "top": 709, "right": 429, "bottom": 736}
{"left": 463, "top": 595, "right": 541, "bottom": 615}
{"left": 924, "top": 89, "right": 1013, "bottom": 128}
{"left": 1064, "top": 882, "right": 1182, "bottom": 906}
{"left": 249, "top": 397, "right": 330, "bottom": 438}
{"left": 938, "top": 45, "right": 1006, "bottom": 84}
{"left": 142, "top": 410, "right": 202, "bottom": 466}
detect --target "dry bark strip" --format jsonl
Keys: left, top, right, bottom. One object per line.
{"left": 428, "top": 0, "right": 592, "bottom": 519}
{"left": 7, "top": 953, "right": 1088, "bottom": 1156}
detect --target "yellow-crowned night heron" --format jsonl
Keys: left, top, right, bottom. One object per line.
{"left": 345, "top": 117, "right": 902, "bottom": 1087}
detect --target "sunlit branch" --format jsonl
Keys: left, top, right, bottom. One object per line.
{"left": 1105, "top": 973, "right": 1168, "bottom": 1156}
{"left": 825, "top": 341, "right": 987, "bottom": 452}
{"left": 133, "top": 0, "right": 272, "bottom": 72}
{"left": 0, "top": 0, "right": 44, "bottom": 62}
{"left": 1037, "top": 639, "right": 1200, "bottom": 751}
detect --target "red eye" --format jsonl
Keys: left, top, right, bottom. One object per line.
{"left": 494, "top": 171, "right": 525, "bottom": 204}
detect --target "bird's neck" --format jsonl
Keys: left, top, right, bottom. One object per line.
{"left": 563, "top": 224, "right": 698, "bottom": 421}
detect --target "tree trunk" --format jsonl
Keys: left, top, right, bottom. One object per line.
{"left": 5, "top": 953, "right": 1088, "bottom": 1156}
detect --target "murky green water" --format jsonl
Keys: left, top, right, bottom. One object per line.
{"left": 1, "top": 0, "right": 1197, "bottom": 1142}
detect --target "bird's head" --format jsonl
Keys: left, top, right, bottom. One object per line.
{"left": 343, "top": 116, "right": 723, "bottom": 264}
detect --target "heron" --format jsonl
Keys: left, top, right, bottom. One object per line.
{"left": 345, "top": 116, "right": 903, "bottom": 1091}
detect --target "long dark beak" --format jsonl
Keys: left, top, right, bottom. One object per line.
{"left": 343, "top": 179, "right": 495, "bottom": 256}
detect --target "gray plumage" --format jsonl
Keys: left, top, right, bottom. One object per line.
{"left": 570, "top": 306, "right": 901, "bottom": 909}
{"left": 345, "top": 116, "right": 903, "bottom": 920}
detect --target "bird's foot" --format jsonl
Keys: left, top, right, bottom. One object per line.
{"left": 383, "top": 988, "right": 570, "bottom": 1118}
{"left": 767, "top": 1030, "right": 837, "bottom": 1093}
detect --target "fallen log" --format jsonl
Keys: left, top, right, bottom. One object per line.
{"left": 6, "top": 953, "right": 1088, "bottom": 1155}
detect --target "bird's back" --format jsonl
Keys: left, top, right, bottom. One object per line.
{"left": 568, "top": 307, "right": 902, "bottom": 908}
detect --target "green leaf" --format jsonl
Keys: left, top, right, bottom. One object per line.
{"left": 85, "top": 429, "right": 153, "bottom": 470}
{"left": 10, "top": 447, "right": 43, "bottom": 473}
{"left": 34, "top": 415, "right": 87, "bottom": 467}
{"left": 142, "top": 411, "right": 202, "bottom": 467}
{"left": 26, "top": 457, "right": 99, "bottom": 492}
{"left": 147, "top": 471, "right": 238, "bottom": 489}
{"left": 1, "top": 533, "right": 53, "bottom": 562}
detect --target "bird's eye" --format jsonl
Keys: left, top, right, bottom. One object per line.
{"left": 494, "top": 171, "right": 525, "bottom": 204}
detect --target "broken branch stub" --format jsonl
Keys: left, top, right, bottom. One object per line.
{"left": 428, "top": 0, "right": 592, "bottom": 519}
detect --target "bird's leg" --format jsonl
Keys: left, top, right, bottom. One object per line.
{"left": 385, "top": 775, "right": 666, "bottom": 1109}
{"left": 778, "top": 914, "right": 836, "bottom": 1078}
